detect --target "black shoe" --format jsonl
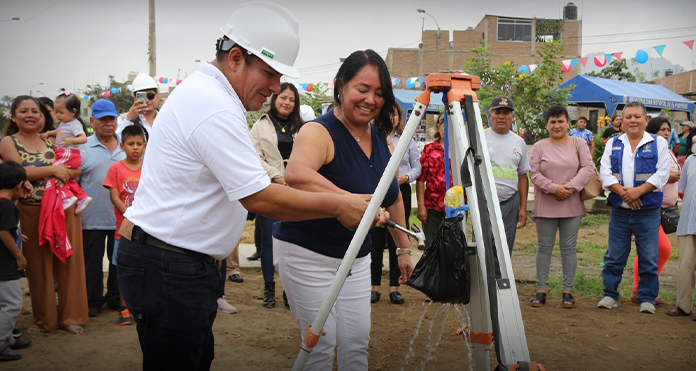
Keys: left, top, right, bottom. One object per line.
{"left": 247, "top": 251, "right": 260, "bottom": 261}
{"left": 106, "top": 301, "right": 121, "bottom": 311}
{"left": 370, "top": 291, "right": 381, "bottom": 304}
{"left": 0, "top": 346, "right": 21, "bottom": 361}
{"left": 88, "top": 305, "right": 102, "bottom": 317}
{"left": 228, "top": 274, "right": 244, "bottom": 283}
{"left": 389, "top": 291, "right": 405, "bottom": 305}
{"left": 263, "top": 282, "right": 276, "bottom": 308}
{"left": 12, "top": 328, "right": 23, "bottom": 338}
{"left": 10, "top": 338, "right": 31, "bottom": 350}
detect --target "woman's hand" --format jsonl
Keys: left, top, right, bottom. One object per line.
{"left": 21, "top": 182, "right": 33, "bottom": 199}
{"left": 398, "top": 254, "right": 414, "bottom": 284}
{"left": 373, "top": 208, "right": 390, "bottom": 228}
{"left": 554, "top": 184, "right": 573, "bottom": 200}
{"left": 52, "top": 164, "right": 71, "bottom": 184}
{"left": 668, "top": 171, "right": 681, "bottom": 184}
{"left": 397, "top": 175, "right": 409, "bottom": 185}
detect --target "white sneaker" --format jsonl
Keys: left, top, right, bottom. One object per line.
{"left": 74, "top": 197, "right": 92, "bottom": 215}
{"left": 217, "top": 297, "right": 238, "bottom": 314}
{"left": 597, "top": 296, "right": 618, "bottom": 309}
{"left": 62, "top": 196, "right": 78, "bottom": 210}
{"left": 640, "top": 302, "right": 656, "bottom": 314}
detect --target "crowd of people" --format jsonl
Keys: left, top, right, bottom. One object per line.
{"left": 1, "top": 2, "right": 695, "bottom": 369}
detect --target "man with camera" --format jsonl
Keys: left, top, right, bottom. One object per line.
{"left": 116, "top": 73, "right": 160, "bottom": 141}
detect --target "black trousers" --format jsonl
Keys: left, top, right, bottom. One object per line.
{"left": 82, "top": 229, "right": 119, "bottom": 308}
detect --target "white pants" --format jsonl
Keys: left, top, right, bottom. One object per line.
{"left": 274, "top": 238, "right": 371, "bottom": 371}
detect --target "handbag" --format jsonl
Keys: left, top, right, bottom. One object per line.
{"left": 572, "top": 137, "right": 602, "bottom": 201}
{"left": 661, "top": 205, "right": 680, "bottom": 234}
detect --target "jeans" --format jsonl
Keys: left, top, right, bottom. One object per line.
{"left": 602, "top": 207, "right": 660, "bottom": 303}
{"left": 82, "top": 229, "right": 119, "bottom": 308}
{"left": 256, "top": 215, "right": 276, "bottom": 283}
{"left": 117, "top": 233, "right": 221, "bottom": 371}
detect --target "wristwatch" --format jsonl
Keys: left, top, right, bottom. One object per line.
{"left": 396, "top": 248, "right": 412, "bottom": 256}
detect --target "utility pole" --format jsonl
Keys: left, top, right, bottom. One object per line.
{"left": 148, "top": 0, "right": 156, "bottom": 77}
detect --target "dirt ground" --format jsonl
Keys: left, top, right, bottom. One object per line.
{"left": 6, "top": 220, "right": 696, "bottom": 371}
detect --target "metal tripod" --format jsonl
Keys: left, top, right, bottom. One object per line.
{"left": 291, "top": 73, "right": 540, "bottom": 371}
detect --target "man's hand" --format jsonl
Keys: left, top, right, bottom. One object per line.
{"left": 398, "top": 254, "right": 414, "bottom": 284}
{"left": 126, "top": 100, "right": 146, "bottom": 120}
{"left": 621, "top": 187, "right": 643, "bottom": 204}
{"left": 668, "top": 171, "right": 681, "bottom": 184}
{"left": 16, "top": 254, "right": 27, "bottom": 271}
{"left": 417, "top": 206, "right": 427, "bottom": 224}
{"left": 517, "top": 209, "right": 527, "bottom": 229}
{"left": 397, "top": 175, "right": 409, "bottom": 185}
{"left": 272, "top": 177, "right": 288, "bottom": 186}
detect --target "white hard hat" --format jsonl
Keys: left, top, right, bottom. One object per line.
{"left": 130, "top": 73, "right": 158, "bottom": 95}
{"left": 299, "top": 105, "right": 316, "bottom": 122}
{"left": 218, "top": 1, "right": 300, "bottom": 78}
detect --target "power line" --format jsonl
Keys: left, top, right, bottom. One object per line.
{"left": 0, "top": 0, "right": 62, "bottom": 35}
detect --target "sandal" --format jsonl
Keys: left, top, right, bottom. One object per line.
{"left": 562, "top": 292, "right": 576, "bottom": 309}
{"left": 531, "top": 292, "right": 546, "bottom": 307}
{"left": 63, "top": 324, "right": 84, "bottom": 335}
{"left": 26, "top": 326, "right": 40, "bottom": 335}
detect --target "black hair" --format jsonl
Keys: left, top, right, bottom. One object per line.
{"left": 544, "top": 103, "right": 569, "bottom": 123}
{"left": 5, "top": 95, "right": 41, "bottom": 136}
{"left": 0, "top": 161, "right": 27, "bottom": 190}
{"left": 646, "top": 117, "right": 670, "bottom": 135}
{"left": 624, "top": 101, "right": 647, "bottom": 116}
{"left": 55, "top": 92, "right": 88, "bottom": 133}
{"left": 37, "top": 100, "right": 55, "bottom": 133}
{"left": 333, "top": 49, "right": 395, "bottom": 136}
{"left": 269, "top": 83, "right": 302, "bottom": 134}
{"left": 687, "top": 130, "right": 695, "bottom": 157}
{"left": 577, "top": 116, "right": 588, "bottom": 122}
{"left": 215, "top": 39, "right": 254, "bottom": 65}
{"left": 37, "top": 97, "right": 54, "bottom": 110}
{"left": 121, "top": 125, "right": 146, "bottom": 143}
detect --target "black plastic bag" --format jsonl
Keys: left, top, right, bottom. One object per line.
{"left": 407, "top": 215, "right": 470, "bottom": 303}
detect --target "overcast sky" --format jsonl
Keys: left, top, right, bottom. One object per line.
{"left": 1, "top": 0, "right": 695, "bottom": 98}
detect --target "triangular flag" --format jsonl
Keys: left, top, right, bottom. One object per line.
{"left": 562, "top": 59, "right": 572, "bottom": 69}
{"left": 570, "top": 58, "right": 578, "bottom": 69}
{"left": 604, "top": 53, "right": 613, "bottom": 63}
{"left": 612, "top": 52, "right": 623, "bottom": 61}
{"left": 529, "top": 64, "right": 538, "bottom": 72}
{"left": 653, "top": 45, "right": 666, "bottom": 56}
{"left": 683, "top": 40, "right": 695, "bottom": 50}
{"left": 579, "top": 57, "right": 589, "bottom": 67}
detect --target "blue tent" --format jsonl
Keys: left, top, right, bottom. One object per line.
{"left": 393, "top": 89, "right": 444, "bottom": 115}
{"left": 554, "top": 75, "right": 694, "bottom": 119}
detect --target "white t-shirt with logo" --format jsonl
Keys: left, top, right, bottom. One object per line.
{"left": 124, "top": 62, "right": 270, "bottom": 260}
{"left": 485, "top": 128, "right": 530, "bottom": 202}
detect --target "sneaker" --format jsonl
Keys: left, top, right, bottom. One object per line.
{"left": 118, "top": 307, "right": 133, "bottom": 326}
{"left": 217, "top": 296, "right": 238, "bottom": 314}
{"left": 0, "top": 346, "right": 21, "bottom": 361}
{"left": 62, "top": 196, "right": 78, "bottom": 210}
{"left": 12, "top": 328, "right": 23, "bottom": 339}
{"left": 74, "top": 197, "right": 92, "bottom": 215}
{"left": 9, "top": 338, "right": 31, "bottom": 350}
{"left": 640, "top": 302, "right": 656, "bottom": 314}
{"left": 597, "top": 296, "right": 618, "bottom": 309}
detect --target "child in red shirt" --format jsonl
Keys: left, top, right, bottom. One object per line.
{"left": 103, "top": 126, "right": 146, "bottom": 326}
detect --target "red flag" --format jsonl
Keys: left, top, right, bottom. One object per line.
{"left": 612, "top": 52, "right": 623, "bottom": 61}
{"left": 579, "top": 57, "right": 589, "bottom": 67}
{"left": 683, "top": 40, "right": 695, "bottom": 50}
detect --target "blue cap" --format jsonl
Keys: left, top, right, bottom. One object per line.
{"left": 91, "top": 99, "right": 118, "bottom": 119}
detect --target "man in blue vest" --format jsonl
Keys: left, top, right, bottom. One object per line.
{"left": 597, "top": 101, "right": 670, "bottom": 314}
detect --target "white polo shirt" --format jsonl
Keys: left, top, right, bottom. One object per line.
{"left": 124, "top": 61, "right": 270, "bottom": 260}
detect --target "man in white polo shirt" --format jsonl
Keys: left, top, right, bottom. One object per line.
{"left": 116, "top": 3, "right": 371, "bottom": 370}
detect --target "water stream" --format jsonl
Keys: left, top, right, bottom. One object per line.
{"left": 401, "top": 302, "right": 475, "bottom": 371}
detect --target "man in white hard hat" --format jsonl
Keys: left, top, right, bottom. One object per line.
{"left": 116, "top": 73, "right": 160, "bottom": 141}
{"left": 116, "top": 2, "right": 377, "bottom": 370}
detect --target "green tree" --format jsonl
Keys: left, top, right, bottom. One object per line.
{"left": 82, "top": 75, "right": 135, "bottom": 123}
{"left": 300, "top": 82, "right": 331, "bottom": 117}
{"left": 586, "top": 59, "right": 636, "bottom": 82}
{"left": 462, "top": 41, "right": 574, "bottom": 140}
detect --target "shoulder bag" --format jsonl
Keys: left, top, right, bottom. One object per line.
{"left": 573, "top": 137, "right": 602, "bottom": 201}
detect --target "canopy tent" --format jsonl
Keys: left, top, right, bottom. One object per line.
{"left": 554, "top": 75, "right": 694, "bottom": 120}
{"left": 393, "top": 89, "right": 444, "bottom": 114}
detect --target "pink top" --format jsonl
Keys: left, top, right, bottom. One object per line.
{"left": 530, "top": 137, "right": 595, "bottom": 218}
{"left": 662, "top": 151, "right": 680, "bottom": 207}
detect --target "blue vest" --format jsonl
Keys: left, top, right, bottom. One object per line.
{"left": 607, "top": 134, "right": 663, "bottom": 209}
{"left": 273, "top": 111, "right": 400, "bottom": 259}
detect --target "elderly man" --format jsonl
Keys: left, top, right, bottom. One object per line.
{"left": 598, "top": 101, "right": 670, "bottom": 314}
{"left": 485, "top": 96, "right": 530, "bottom": 277}
{"left": 116, "top": 3, "right": 374, "bottom": 370}
{"left": 79, "top": 99, "right": 125, "bottom": 318}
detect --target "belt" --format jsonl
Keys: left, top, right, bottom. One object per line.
{"left": 132, "top": 226, "right": 216, "bottom": 264}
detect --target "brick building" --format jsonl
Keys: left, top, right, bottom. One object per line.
{"left": 654, "top": 70, "right": 696, "bottom": 100}
{"left": 385, "top": 14, "right": 582, "bottom": 81}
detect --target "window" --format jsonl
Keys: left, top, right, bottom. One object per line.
{"left": 497, "top": 17, "right": 532, "bottom": 42}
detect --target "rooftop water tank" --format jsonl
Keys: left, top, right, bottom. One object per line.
{"left": 563, "top": 2, "right": 578, "bottom": 20}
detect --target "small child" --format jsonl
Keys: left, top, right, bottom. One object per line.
{"left": 0, "top": 161, "right": 31, "bottom": 361}
{"left": 40, "top": 91, "right": 92, "bottom": 214}
{"left": 103, "top": 126, "right": 146, "bottom": 326}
